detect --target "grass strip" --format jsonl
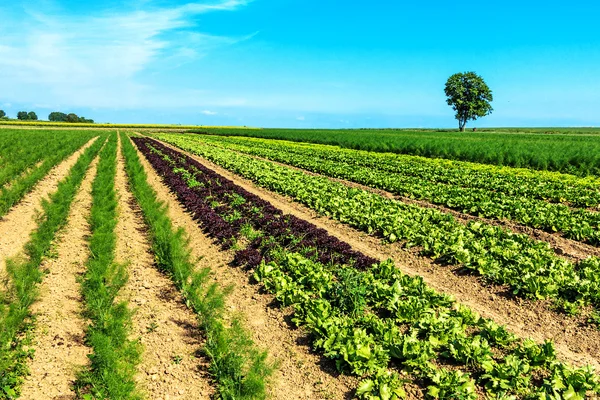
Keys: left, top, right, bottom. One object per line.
{"left": 0, "top": 135, "right": 107, "bottom": 399}
{"left": 121, "top": 132, "right": 274, "bottom": 399}
{"left": 74, "top": 133, "right": 141, "bottom": 399}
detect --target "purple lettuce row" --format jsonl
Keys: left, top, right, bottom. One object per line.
{"left": 134, "top": 138, "right": 238, "bottom": 247}
{"left": 133, "top": 137, "right": 378, "bottom": 269}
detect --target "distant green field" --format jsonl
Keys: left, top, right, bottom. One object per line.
{"left": 0, "top": 121, "right": 258, "bottom": 129}
{"left": 191, "top": 127, "right": 600, "bottom": 176}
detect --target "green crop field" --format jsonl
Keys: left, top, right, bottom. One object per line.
{"left": 1, "top": 126, "right": 600, "bottom": 399}
{"left": 192, "top": 127, "right": 600, "bottom": 176}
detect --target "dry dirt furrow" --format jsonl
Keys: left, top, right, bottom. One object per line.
{"left": 132, "top": 136, "right": 361, "bottom": 400}
{"left": 0, "top": 136, "right": 99, "bottom": 284}
{"left": 18, "top": 154, "right": 99, "bottom": 399}
{"left": 153, "top": 137, "right": 600, "bottom": 371}
{"left": 115, "top": 135, "right": 213, "bottom": 400}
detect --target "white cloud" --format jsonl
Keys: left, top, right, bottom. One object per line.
{"left": 296, "top": 116, "right": 305, "bottom": 121}
{"left": 201, "top": 110, "right": 218, "bottom": 115}
{"left": 0, "top": 1, "right": 253, "bottom": 108}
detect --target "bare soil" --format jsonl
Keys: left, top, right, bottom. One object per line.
{"left": 0, "top": 137, "right": 98, "bottom": 284}
{"left": 115, "top": 135, "right": 213, "bottom": 400}
{"left": 153, "top": 137, "right": 600, "bottom": 371}
{"left": 18, "top": 154, "right": 99, "bottom": 399}
{"left": 132, "top": 136, "right": 361, "bottom": 400}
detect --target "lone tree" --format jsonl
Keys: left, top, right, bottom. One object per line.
{"left": 0, "top": 110, "right": 5, "bottom": 119}
{"left": 444, "top": 72, "right": 493, "bottom": 132}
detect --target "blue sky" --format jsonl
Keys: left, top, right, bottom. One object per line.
{"left": 1, "top": 1, "right": 599, "bottom": 128}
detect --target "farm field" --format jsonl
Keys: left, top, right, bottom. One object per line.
{"left": 1, "top": 127, "right": 600, "bottom": 400}
{"left": 194, "top": 127, "right": 600, "bottom": 176}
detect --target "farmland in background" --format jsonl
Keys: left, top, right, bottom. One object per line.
{"left": 193, "top": 127, "right": 600, "bottom": 176}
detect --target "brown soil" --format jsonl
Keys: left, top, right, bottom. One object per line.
{"left": 115, "top": 135, "right": 213, "bottom": 400}
{"left": 131, "top": 136, "right": 362, "bottom": 400}
{"left": 18, "top": 153, "right": 99, "bottom": 399}
{"left": 153, "top": 138, "right": 600, "bottom": 371}
{"left": 223, "top": 145, "right": 600, "bottom": 262}
{"left": 0, "top": 137, "right": 98, "bottom": 284}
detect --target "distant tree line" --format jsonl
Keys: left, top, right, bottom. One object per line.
{"left": 48, "top": 111, "right": 94, "bottom": 123}
{"left": 0, "top": 109, "right": 94, "bottom": 123}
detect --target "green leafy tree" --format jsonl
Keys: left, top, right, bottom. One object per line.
{"left": 49, "top": 111, "right": 68, "bottom": 122}
{"left": 444, "top": 72, "right": 493, "bottom": 132}
{"left": 66, "top": 113, "right": 79, "bottom": 123}
{"left": 27, "top": 111, "right": 38, "bottom": 121}
{"left": 17, "top": 111, "right": 28, "bottom": 120}
{"left": 0, "top": 110, "right": 5, "bottom": 119}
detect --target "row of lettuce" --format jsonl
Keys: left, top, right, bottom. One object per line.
{"left": 155, "top": 134, "right": 600, "bottom": 320}
{"left": 184, "top": 134, "right": 600, "bottom": 245}
{"left": 134, "top": 136, "right": 600, "bottom": 399}
{"left": 0, "top": 129, "right": 97, "bottom": 218}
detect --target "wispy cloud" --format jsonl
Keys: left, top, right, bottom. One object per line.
{"left": 0, "top": 1, "right": 253, "bottom": 108}
{"left": 201, "top": 110, "right": 218, "bottom": 115}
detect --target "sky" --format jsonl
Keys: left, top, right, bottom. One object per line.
{"left": 1, "top": 1, "right": 599, "bottom": 128}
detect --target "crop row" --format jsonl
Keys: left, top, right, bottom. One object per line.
{"left": 0, "top": 130, "right": 91, "bottom": 187}
{"left": 155, "top": 135, "right": 600, "bottom": 317}
{"left": 133, "top": 136, "right": 600, "bottom": 399}
{"left": 0, "top": 135, "right": 106, "bottom": 398}
{"left": 75, "top": 133, "right": 141, "bottom": 398}
{"left": 123, "top": 134, "right": 273, "bottom": 399}
{"left": 191, "top": 127, "right": 600, "bottom": 176}
{"left": 192, "top": 134, "right": 600, "bottom": 207}
{"left": 177, "top": 134, "right": 600, "bottom": 245}
{"left": 0, "top": 130, "right": 97, "bottom": 218}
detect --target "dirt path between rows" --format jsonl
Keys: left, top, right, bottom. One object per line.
{"left": 115, "top": 135, "right": 213, "bottom": 400}
{"left": 215, "top": 144, "right": 600, "bottom": 262}
{"left": 132, "top": 136, "right": 360, "bottom": 400}
{"left": 0, "top": 136, "right": 98, "bottom": 284}
{"left": 18, "top": 154, "right": 99, "bottom": 399}
{"left": 153, "top": 137, "right": 600, "bottom": 371}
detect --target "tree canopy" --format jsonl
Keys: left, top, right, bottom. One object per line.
{"left": 0, "top": 110, "right": 5, "bottom": 119}
{"left": 49, "top": 111, "right": 94, "bottom": 123}
{"left": 48, "top": 111, "right": 68, "bottom": 122}
{"left": 15, "top": 111, "right": 38, "bottom": 120}
{"left": 444, "top": 72, "right": 493, "bottom": 132}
